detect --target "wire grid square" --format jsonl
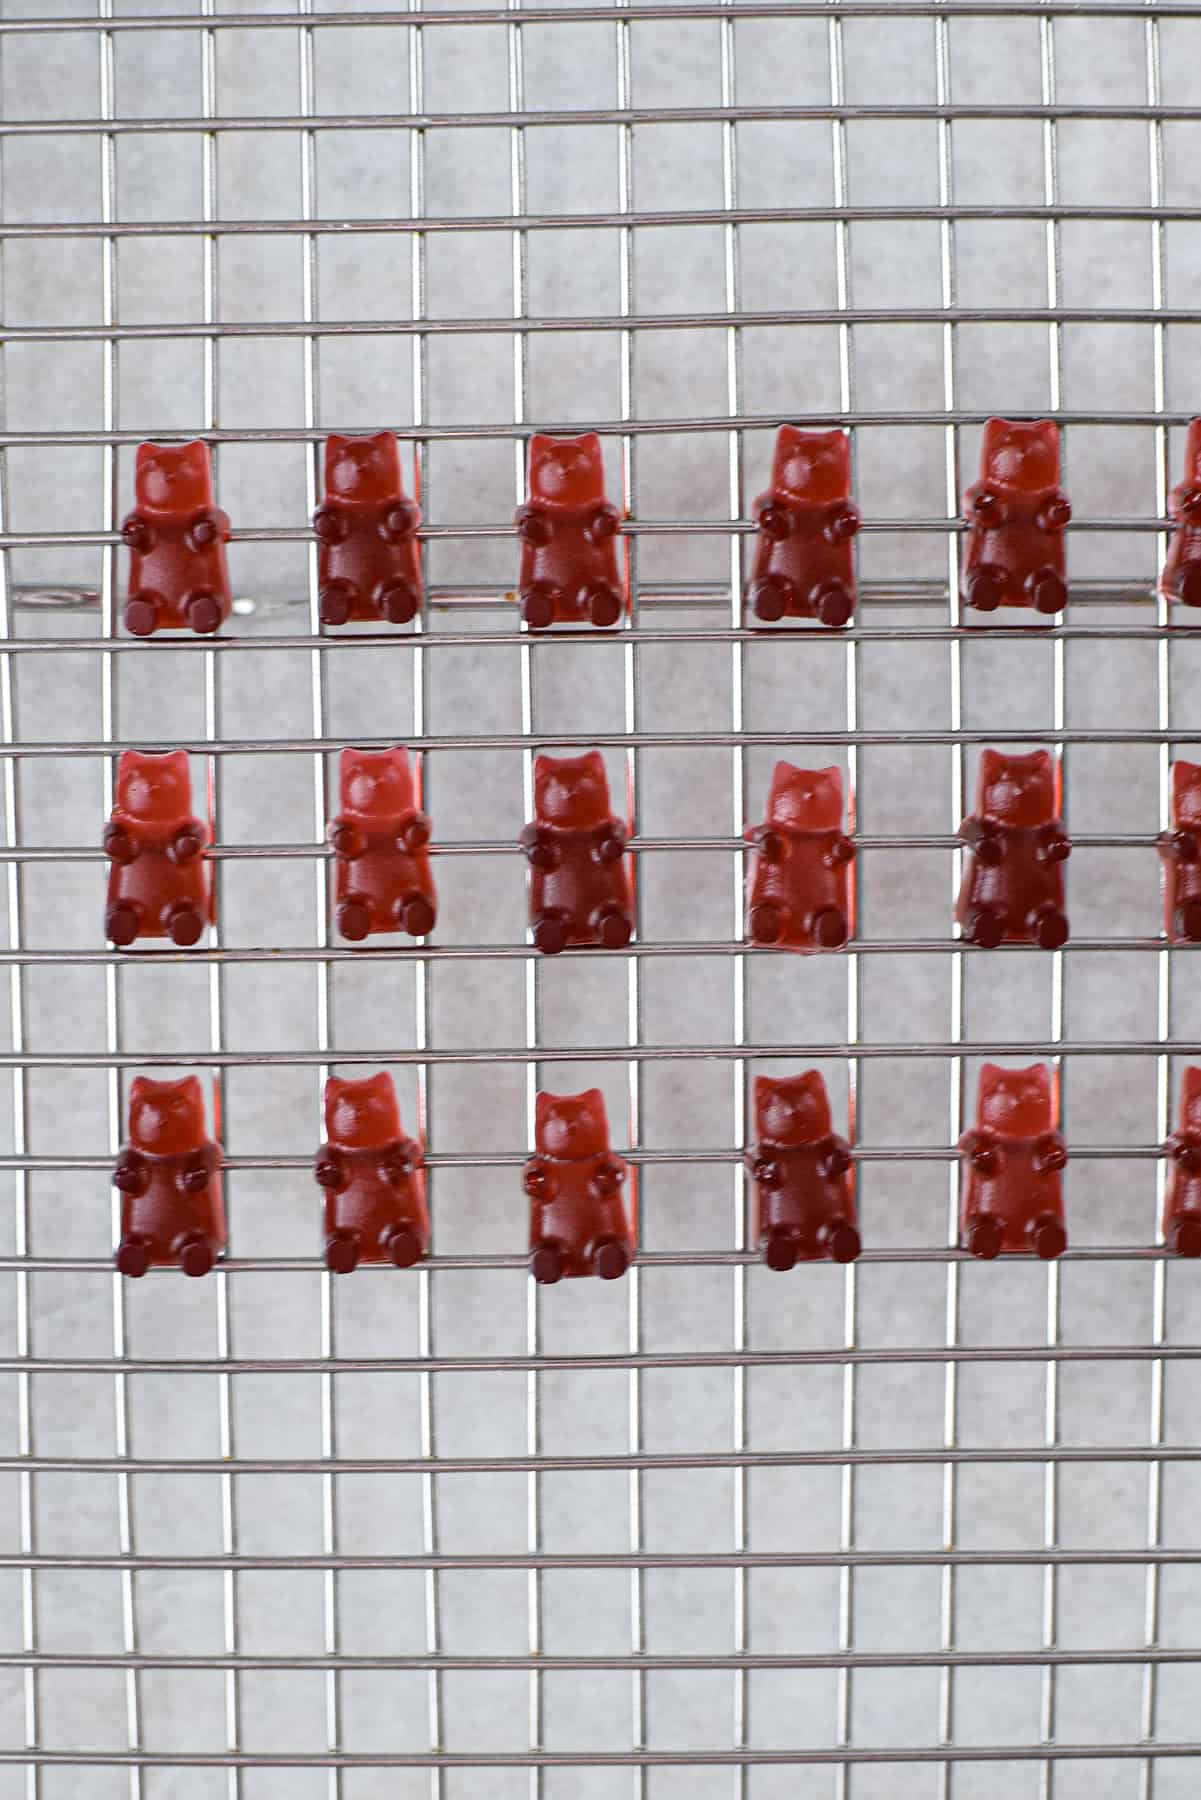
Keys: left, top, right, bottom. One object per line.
{"left": 0, "top": 0, "right": 1197, "bottom": 1796}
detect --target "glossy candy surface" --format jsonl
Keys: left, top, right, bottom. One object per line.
{"left": 1160, "top": 417, "right": 1201, "bottom": 609}
{"left": 958, "top": 1062, "right": 1067, "bottom": 1259}
{"left": 315, "top": 1072, "right": 429, "bottom": 1272}
{"left": 1159, "top": 761, "right": 1201, "bottom": 945}
{"left": 122, "top": 440, "right": 232, "bottom": 636}
{"left": 524, "top": 1088, "right": 633, "bottom": 1282}
{"left": 956, "top": 749, "right": 1070, "bottom": 949}
{"left": 104, "top": 749, "right": 212, "bottom": 948}
{"left": 329, "top": 747, "right": 437, "bottom": 941}
{"left": 744, "top": 763, "right": 853, "bottom": 952}
{"left": 516, "top": 432, "right": 625, "bottom": 629}
{"left": 746, "top": 426, "right": 859, "bottom": 626}
{"left": 314, "top": 432, "right": 423, "bottom": 627}
{"left": 523, "top": 751, "right": 634, "bottom": 953}
{"left": 961, "top": 418, "right": 1070, "bottom": 615}
{"left": 1162, "top": 1066, "right": 1201, "bottom": 1258}
{"left": 114, "top": 1076, "right": 225, "bottom": 1277}
{"left": 748, "top": 1071, "right": 859, "bottom": 1270}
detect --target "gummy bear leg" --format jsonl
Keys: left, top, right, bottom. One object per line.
{"left": 185, "top": 589, "right": 223, "bottom": 635}
{"left": 593, "top": 1237, "right": 631, "bottom": 1280}
{"left": 1026, "top": 566, "right": 1067, "bottom": 616}
{"left": 115, "top": 1235, "right": 151, "bottom": 1278}
{"left": 966, "top": 1215, "right": 1003, "bottom": 1260}
{"left": 964, "top": 906, "right": 1006, "bottom": 949}
{"left": 825, "top": 1220, "right": 861, "bottom": 1263}
{"left": 520, "top": 584, "right": 557, "bottom": 630}
{"left": 1169, "top": 1213, "right": 1201, "bottom": 1258}
{"left": 324, "top": 1230, "right": 361, "bottom": 1274}
{"left": 106, "top": 900, "right": 141, "bottom": 947}
{"left": 1174, "top": 900, "right": 1201, "bottom": 943}
{"left": 532, "top": 910, "right": 570, "bottom": 955}
{"left": 811, "top": 578, "right": 853, "bottom": 629}
{"left": 748, "top": 900, "right": 786, "bottom": 946}
{"left": 763, "top": 1228, "right": 799, "bottom": 1272}
{"left": 592, "top": 904, "right": 633, "bottom": 950}
{"left": 1177, "top": 565, "right": 1201, "bottom": 609}
{"left": 1029, "top": 1212, "right": 1067, "bottom": 1260}
{"left": 748, "top": 574, "right": 792, "bottom": 622}
{"left": 176, "top": 1233, "right": 216, "bottom": 1278}
{"left": 811, "top": 906, "right": 849, "bottom": 950}
{"left": 396, "top": 892, "right": 436, "bottom": 938}
{"left": 318, "top": 579, "right": 356, "bottom": 627}
{"left": 165, "top": 901, "right": 205, "bottom": 948}
{"left": 385, "top": 1224, "right": 423, "bottom": 1269}
{"left": 124, "top": 592, "right": 160, "bottom": 637}
{"left": 530, "top": 1240, "right": 566, "bottom": 1284}
{"left": 374, "top": 580, "right": 420, "bottom": 626}
{"left": 1029, "top": 904, "right": 1069, "bottom": 951}
{"left": 588, "top": 585, "right": 623, "bottom": 629}
{"left": 337, "top": 898, "right": 372, "bottom": 942}
{"left": 964, "top": 565, "right": 1003, "bottom": 612}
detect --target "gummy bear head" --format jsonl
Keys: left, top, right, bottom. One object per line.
{"left": 765, "top": 762, "right": 844, "bottom": 833}
{"left": 977, "top": 749, "right": 1056, "bottom": 829}
{"left": 1180, "top": 1066, "right": 1201, "bottom": 1133}
{"left": 977, "top": 1062, "right": 1054, "bottom": 1139}
{"left": 116, "top": 750, "right": 193, "bottom": 825}
{"left": 340, "top": 747, "right": 417, "bottom": 819}
{"left": 536, "top": 1087, "right": 609, "bottom": 1160}
{"left": 534, "top": 750, "right": 614, "bottom": 831}
{"left": 980, "top": 418, "right": 1060, "bottom": 492}
{"left": 1173, "top": 760, "right": 1201, "bottom": 830}
{"left": 325, "top": 432, "right": 402, "bottom": 505}
{"left": 754, "top": 1071, "right": 834, "bottom": 1147}
{"left": 129, "top": 1074, "right": 207, "bottom": 1157}
{"left": 772, "top": 426, "right": 851, "bottom": 504}
{"left": 324, "top": 1072, "right": 403, "bottom": 1150}
{"left": 527, "top": 433, "right": 607, "bottom": 508}
{"left": 135, "top": 440, "right": 215, "bottom": 515}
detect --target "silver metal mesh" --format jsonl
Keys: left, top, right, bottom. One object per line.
{"left": 0, "top": 2, "right": 1200, "bottom": 1796}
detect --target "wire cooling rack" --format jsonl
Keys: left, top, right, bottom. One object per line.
{"left": 2, "top": 1, "right": 1201, "bottom": 1796}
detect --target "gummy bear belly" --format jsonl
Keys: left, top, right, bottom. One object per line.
{"left": 109, "top": 849, "right": 211, "bottom": 937}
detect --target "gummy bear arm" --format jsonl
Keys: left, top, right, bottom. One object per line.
{"left": 400, "top": 1135, "right": 424, "bottom": 1174}
{"left": 522, "top": 1155, "right": 554, "bottom": 1199}
{"left": 208, "top": 507, "right": 231, "bottom": 538}
{"left": 958, "top": 1127, "right": 996, "bottom": 1157}
{"left": 959, "top": 817, "right": 1003, "bottom": 857}
{"left": 176, "top": 1147, "right": 215, "bottom": 1195}
{"left": 328, "top": 816, "right": 365, "bottom": 859}
{"left": 605, "top": 818, "right": 629, "bottom": 850}
{"left": 398, "top": 810, "right": 432, "bottom": 852}
{"left": 113, "top": 1150, "right": 149, "bottom": 1195}
{"left": 314, "top": 1145, "right": 348, "bottom": 1190}
{"left": 1038, "top": 821, "right": 1072, "bottom": 862}
{"left": 103, "top": 822, "right": 138, "bottom": 863}
{"left": 170, "top": 818, "right": 206, "bottom": 862}
{"left": 1034, "top": 1131, "right": 1069, "bottom": 1171}
{"left": 1159, "top": 827, "right": 1198, "bottom": 863}
{"left": 519, "top": 822, "right": 557, "bottom": 868}
{"left": 821, "top": 1135, "right": 853, "bottom": 1176}
{"left": 1167, "top": 1130, "right": 1201, "bottom": 1164}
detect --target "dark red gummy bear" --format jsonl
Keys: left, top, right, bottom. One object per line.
{"left": 745, "top": 762, "right": 854, "bottom": 952}
{"left": 525, "top": 1088, "right": 633, "bottom": 1283}
{"left": 1158, "top": 761, "right": 1201, "bottom": 944}
{"left": 958, "top": 1062, "right": 1067, "bottom": 1259}
{"left": 113, "top": 1075, "right": 225, "bottom": 1277}
{"left": 748, "top": 1071, "right": 860, "bottom": 1270}
{"left": 1162, "top": 1066, "right": 1201, "bottom": 1258}
{"left": 961, "top": 418, "right": 1070, "bottom": 616}
{"left": 746, "top": 426, "right": 860, "bottom": 627}
{"left": 1160, "top": 418, "right": 1201, "bottom": 610}
{"left": 104, "top": 750, "right": 213, "bottom": 948}
{"left": 313, "top": 432, "right": 423, "bottom": 628}
{"left": 522, "top": 751, "right": 634, "bottom": 954}
{"left": 956, "top": 749, "right": 1070, "bottom": 949}
{"left": 516, "top": 432, "right": 625, "bottom": 629}
{"left": 122, "top": 440, "right": 232, "bottom": 637}
{"left": 315, "top": 1071, "right": 429, "bottom": 1272}
{"left": 329, "top": 746, "right": 437, "bottom": 942}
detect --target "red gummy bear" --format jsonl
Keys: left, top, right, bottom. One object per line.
{"left": 104, "top": 750, "right": 213, "bottom": 948}
{"left": 748, "top": 1071, "right": 860, "bottom": 1270}
{"left": 122, "top": 440, "right": 232, "bottom": 637}
{"left": 956, "top": 749, "right": 1070, "bottom": 949}
{"left": 522, "top": 751, "right": 634, "bottom": 954}
{"left": 516, "top": 432, "right": 625, "bottom": 630}
{"left": 1163, "top": 1067, "right": 1201, "bottom": 1258}
{"left": 958, "top": 1062, "right": 1067, "bottom": 1259}
{"left": 329, "top": 747, "right": 437, "bottom": 942}
{"left": 961, "top": 418, "right": 1070, "bottom": 616}
{"left": 1158, "top": 760, "right": 1201, "bottom": 944}
{"left": 113, "top": 1076, "right": 225, "bottom": 1277}
{"left": 744, "top": 763, "right": 854, "bottom": 952}
{"left": 315, "top": 1072, "right": 428, "bottom": 1272}
{"left": 746, "top": 426, "right": 860, "bottom": 627}
{"left": 313, "top": 432, "right": 423, "bottom": 628}
{"left": 1160, "top": 418, "right": 1201, "bottom": 610}
{"left": 524, "top": 1088, "right": 633, "bottom": 1283}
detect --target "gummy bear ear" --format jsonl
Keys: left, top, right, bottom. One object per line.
{"left": 981, "top": 417, "right": 1015, "bottom": 461}
{"left": 767, "top": 760, "right": 803, "bottom": 807}
{"left": 577, "top": 1087, "right": 607, "bottom": 1132}
{"left": 979, "top": 747, "right": 1007, "bottom": 789}
{"left": 1031, "top": 418, "right": 1059, "bottom": 453}
{"left": 977, "top": 1062, "right": 1005, "bottom": 1101}
{"left": 1173, "top": 760, "right": 1201, "bottom": 804}
{"left": 177, "top": 1075, "right": 206, "bottom": 1122}
{"left": 129, "top": 1074, "right": 154, "bottom": 1110}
